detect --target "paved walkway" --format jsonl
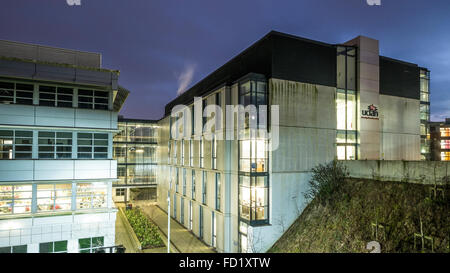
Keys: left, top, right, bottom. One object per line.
{"left": 137, "top": 203, "right": 215, "bottom": 253}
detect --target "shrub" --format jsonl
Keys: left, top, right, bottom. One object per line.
{"left": 124, "top": 208, "right": 165, "bottom": 248}
{"left": 303, "top": 160, "right": 349, "bottom": 205}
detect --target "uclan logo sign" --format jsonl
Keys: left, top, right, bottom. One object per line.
{"left": 361, "top": 104, "right": 379, "bottom": 120}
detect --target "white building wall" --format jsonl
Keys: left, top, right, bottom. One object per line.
{"left": 0, "top": 212, "right": 116, "bottom": 253}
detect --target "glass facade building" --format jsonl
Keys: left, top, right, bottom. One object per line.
{"left": 113, "top": 117, "right": 158, "bottom": 202}
{"left": 420, "top": 68, "right": 431, "bottom": 160}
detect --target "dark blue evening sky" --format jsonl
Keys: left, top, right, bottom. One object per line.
{"left": 0, "top": 0, "right": 449, "bottom": 120}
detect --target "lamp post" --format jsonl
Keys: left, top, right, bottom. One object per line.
{"left": 167, "top": 196, "right": 171, "bottom": 253}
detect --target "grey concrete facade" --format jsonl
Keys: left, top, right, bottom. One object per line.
{"left": 156, "top": 32, "right": 426, "bottom": 253}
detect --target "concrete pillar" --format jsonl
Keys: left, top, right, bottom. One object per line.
{"left": 345, "top": 36, "right": 381, "bottom": 160}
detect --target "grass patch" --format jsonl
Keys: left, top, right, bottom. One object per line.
{"left": 125, "top": 208, "right": 164, "bottom": 249}
{"left": 269, "top": 178, "right": 450, "bottom": 253}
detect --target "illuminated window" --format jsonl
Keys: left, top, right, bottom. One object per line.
{"left": 441, "top": 152, "right": 450, "bottom": 161}
{"left": 441, "top": 140, "right": 450, "bottom": 150}
{"left": 37, "top": 184, "right": 72, "bottom": 212}
{"left": 76, "top": 182, "right": 107, "bottom": 209}
{"left": 440, "top": 128, "right": 450, "bottom": 137}
{"left": 0, "top": 185, "right": 32, "bottom": 214}
{"left": 239, "top": 176, "right": 268, "bottom": 224}
{"left": 239, "top": 222, "right": 248, "bottom": 253}
{"left": 239, "top": 139, "right": 268, "bottom": 173}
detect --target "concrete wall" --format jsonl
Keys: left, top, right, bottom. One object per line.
{"left": 342, "top": 160, "right": 450, "bottom": 185}
{"left": 380, "top": 94, "right": 420, "bottom": 160}
{"left": 244, "top": 78, "right": 337, "bottom": 252}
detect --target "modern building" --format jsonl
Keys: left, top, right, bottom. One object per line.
{"left": 419, "top": 68, "right": 431, "bottom": 160}
{"left": 156, "top": 31, "right": 427, "bottom": 252}
{"left": 0, "top": 40, "right": 128, "bottom": 253}
{"left": 430, "top": 118, "right": 450, "bottom": 161}
{"left": 112, "top": 117, "right": 158, "bottom": 203}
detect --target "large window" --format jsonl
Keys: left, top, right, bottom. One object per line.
{"left": 239, "top": 79, "right": 267, "bottom": 127}
{"left": 420, "top": 69, "right": 430, "bottom": 104}
{"left": 76, "top": 182, "right": 107, "bottom": 209}
{"left": 0, "top": 184, "right": 32, "bottom": 214}
{"left": 39, "top": 85, "right": 73, "bottom": 107}
{"left": 37, "top": 184, "right": 72, "bottom": 212}
{"left": 77, "top": 133, "right": 109, "bottom": 159}
{"left": 79, "top": 237, "right": 104, "bottom": 253}
{"left": 39, "top": 241, "right": 68, "bottom": 253}
{"left": 38, "top": 131, "right": 72, "bottom": 159}
{"left": 78, "top": 89, "right": 109, "bottom": 110}
{"left": 239, "top": 139, "right": 267, "bottom": 173}
{"left": 420, "top": 104, "right": 430, "bottom": 121}
{"left": 0, "top": 245, "right": 27, "bottom": 253}
{"left": 336, "top": 46, "right": 358, "bottom": 160}
{"left": 0, "top": 130, "right": 33, "bottom": 159}
{"left": 336, "top": 56, "right": 358, "bottom": 161}
{"left": 0, "top": 81, "right": 33, "bottom": 105}
{"left": 239, "top": 176, "right": 268, "bottom": 224}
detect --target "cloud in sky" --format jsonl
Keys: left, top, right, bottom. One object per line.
{"left": 176, "top": 63, "right": 196, "bottom": 96}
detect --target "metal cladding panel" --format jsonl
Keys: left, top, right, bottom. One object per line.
{"left": 0, "top": 40, "right": 101, "bottom": 68}
{"left": 35, "top": 63, "right": 76, "bottom": 82}
{"left": 379, "top": 56, "right": 421, "bottom": 100}
{"left": 0, "top": 59, "right": 36, "bottom": 78}
{"left": 0, "top": 59, "right": 117, "bottom": 88}
{"left": 271, "top": 34, "right": 337, "bottom": 88}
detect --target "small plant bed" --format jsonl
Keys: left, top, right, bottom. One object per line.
{"left": 125, "top": 208, "right": 165, "bottom": 249}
